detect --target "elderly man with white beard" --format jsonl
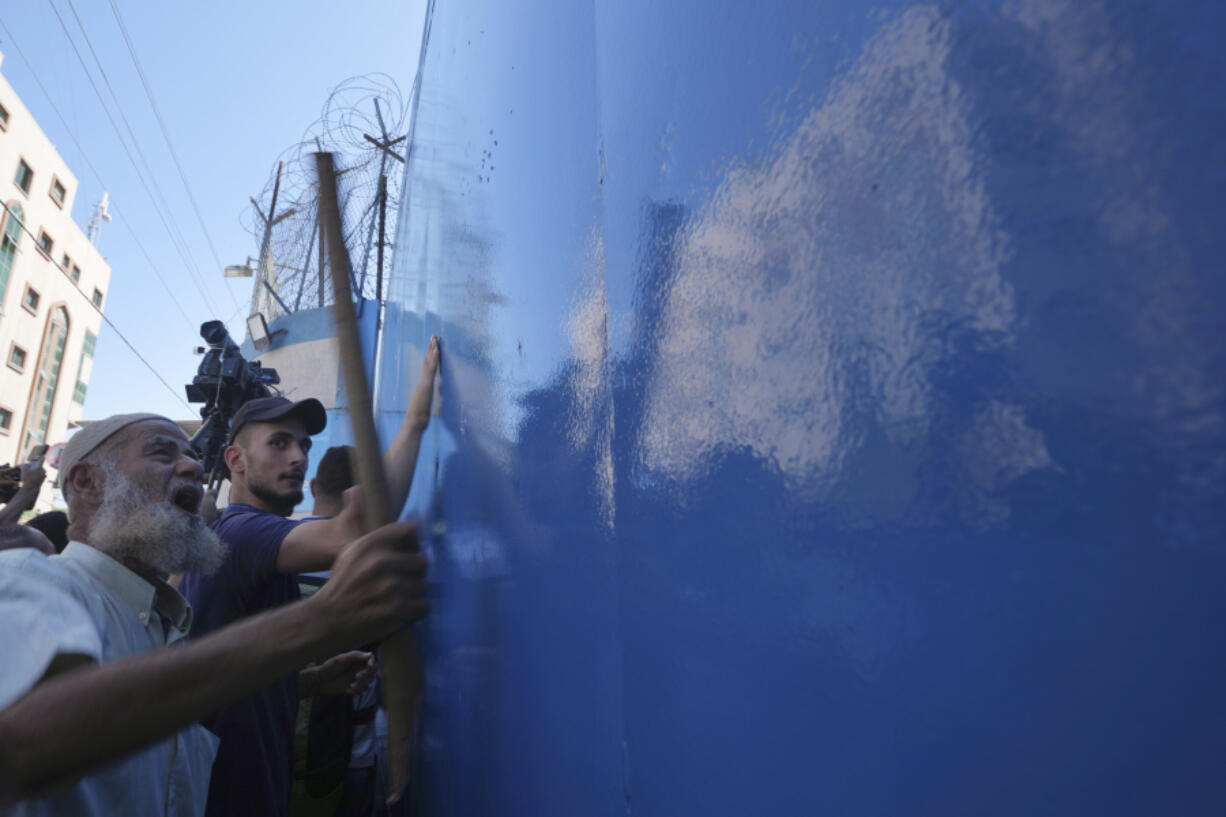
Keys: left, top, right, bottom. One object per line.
{"left": 0, "top": 414, "right": 429, "bottom": 816}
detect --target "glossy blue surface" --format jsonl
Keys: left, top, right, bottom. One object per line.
{"left": 371, "top": 1, "right": 1226, "bottom": 813}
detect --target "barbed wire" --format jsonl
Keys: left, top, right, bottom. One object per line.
{"left": 240, "top": 73, "right": 409, "bottom": 318}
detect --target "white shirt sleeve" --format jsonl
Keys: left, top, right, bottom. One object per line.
{"left": 0, "top": 550, "right": 103, "bottom": 712}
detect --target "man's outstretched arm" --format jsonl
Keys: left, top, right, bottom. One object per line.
{"left": 384, "top": 335, "right": 440, "bottom": 514}
{"left": 275, "top": 337, "right": 439, "bottom": 575}
{"left": 0, "top": 521, "right": 426, "bottom": 800}
{"left": 275, "top": 486, "right": 366, "bottom": 573}
{"left": 0, "top": 465, "right": 45, "bottom": 527}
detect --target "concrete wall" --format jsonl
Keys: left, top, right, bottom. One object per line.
{"left": 368, "top": 1, "right": 1226, "bottom": 814}
{"left": 230, "top": 303, "right": 378, "bottom": 516}
{"left": 0, "top": 52, "right": 111, "bottom": 498}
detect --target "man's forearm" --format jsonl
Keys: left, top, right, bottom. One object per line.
{"left": 383, "top": 419, "right": 427, "bottom": 513}
{"left": 298, "top": 665, "right": 322, "bottom": 698}
{"left": 0, "top": 488, "right": 38, "bottom": 526}
{"left": 0, "top": 503, "right": 20, "bottom": 527}
{"left": 275, "top": 512, "right": 367, "bottom": 573}
{"left": 385, "top": 338, "right": 438, "bottom": 513}
{"left": 0, "top": 597, "right": 341, "bottom": 798}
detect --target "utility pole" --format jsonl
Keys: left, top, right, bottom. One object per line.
{"left": 376, "top": 173, "right": 387, "bottom": 304}
{"left": 249, "top": 162, "right": 297, "bottom": 319}
{"left": 362, "top": 98, "right": 406, "bottom": 306}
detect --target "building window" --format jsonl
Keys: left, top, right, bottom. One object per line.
{"left": 91, "top": 288, "right": 103, "bottom": 308}
{"left": 70, "top": 264, "right": 81, "bottom": 283}
{"left": 0, "top": 406, "right": 12, "bottom": 434}
{"left": 0, "top": 203, "right": 21, "bottom": 312}
{"left": 20, "top": 306, "right": 69, "bottom": 457}
{"left": 0, "top": 102, "right": 9, "bottom": 131}
{"left": 22, "top": 285, "right": 40, "bottom": 314}
{"left": 72, "top": 329, "right": 97, "bottom": 406}
{"left": 36, "top": 229, "right": 53, "bottom": 258}
{"left": 8, "top": 343, "right": 27, "bottom": 372}
{"left": 14, "top": 160, "right": 33, "bottom": 195}
{"left": 60, "top": 253, "right": 71, "bottom": 271}
{"left": 49, "top": 177, "right": 67, "bottom": 208}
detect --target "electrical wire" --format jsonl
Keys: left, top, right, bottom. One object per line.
{"left": 104, "top": 0, "right": 242, "bottom": 315}
{"left": 42, "top": 0, "right": 222, "bottom": 316}
{"left": 43, "top": 0, "right": 219, "bottom": 317}
{"left": 57, "top": 0, "right": 206, "bottom": 299}
{"left": 2, "top": 201, "right": 193, "bottom": 412}
{"left": 0, "top": 14, "right": 197, "bottom": 327}
{"left": 0, "top": 17, "right": 199, "bottom": 411}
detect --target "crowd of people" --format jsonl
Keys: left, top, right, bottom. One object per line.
{"left": 0, "top": 336, "right": 441, "bottom": 817}
{"left": 0, "top": 463, "right": 69, "bottom": 556}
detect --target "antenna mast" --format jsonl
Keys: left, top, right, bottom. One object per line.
{"left": 85, "top": 192, "right": 112, "bottom": 245}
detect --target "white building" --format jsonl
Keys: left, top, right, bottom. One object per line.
{"left": 0, "top": 51, "right": 110, "bottom": 498}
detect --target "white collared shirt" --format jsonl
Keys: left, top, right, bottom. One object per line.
{"left": 0, "top": 542, "right": 219, "bottom": 816}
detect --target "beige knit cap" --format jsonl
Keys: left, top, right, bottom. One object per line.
{"left": 56, "top": 412, "right": 170, "bottom": 487}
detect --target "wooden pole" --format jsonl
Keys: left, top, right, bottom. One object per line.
{"left": 315, "top": 151, "right": 420, "bottom": 805}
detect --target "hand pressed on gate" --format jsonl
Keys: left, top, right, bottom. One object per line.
{"left": 408, "top": 335, "right": 441, "bottom": 429}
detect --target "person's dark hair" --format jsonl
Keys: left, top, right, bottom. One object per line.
{"left": 231, "top": 423, "right": 255, "bottom": 450}
{"left": 314, "top": 446, "right": 355, "bottom": 500}
{"left": 26, "top": 510, "right": 70, "bottom": 553}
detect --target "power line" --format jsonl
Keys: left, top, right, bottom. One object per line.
{"left": 58, "top": 0, "right": 207, "bottom": 301}
{"left": 105, "top": 0, "right": 241, "bottom": 315}
{"left": 93, "top": 306, "right": 193, "bottom": 413}
{"left": 2, "top": 201, "right": 192, "bottom": 412}
{"left": 41, "top": 0, "right": 222, "bottom": 316}
{"left": 43, "top": 0, "right": 219, "bottom": 316}
{"left": 0, "top": 14, "right": 197, "bottom": 328}
{"left": 0, "top": 16, "right": 198, "bottom": 411}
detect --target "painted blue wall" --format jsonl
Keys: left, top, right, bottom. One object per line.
{"left": 372, "top": 1, "right": 1226, "bottom": 814}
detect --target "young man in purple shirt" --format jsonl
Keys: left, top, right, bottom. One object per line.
{"left": 180, "top": 338, "right": 439, "bottom": 817}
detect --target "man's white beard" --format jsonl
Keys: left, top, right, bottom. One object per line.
{"left": 91, "top": 472, "right": 227, "bottom": 577}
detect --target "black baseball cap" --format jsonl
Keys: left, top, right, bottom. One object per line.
{"left": 227, "top": 396, "right": 327, "bottom": 445}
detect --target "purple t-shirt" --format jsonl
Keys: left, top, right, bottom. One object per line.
{"left": 179, "top": 503, "right": 303, "bottom": 817}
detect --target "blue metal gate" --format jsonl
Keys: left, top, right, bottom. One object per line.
{"left": 371, "top": 1, "right": 1226, "bottom": 813}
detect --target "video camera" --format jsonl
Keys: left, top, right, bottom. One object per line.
{"left": 185, "top": 320, "right": 280, "bottom": 485}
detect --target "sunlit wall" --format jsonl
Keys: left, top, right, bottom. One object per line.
{"left": 373, "top": 1, "right": 1226, "bottom": 814}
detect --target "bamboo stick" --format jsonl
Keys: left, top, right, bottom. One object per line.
{"left": 315, "top": 151, "right": 420, "bottom": 805}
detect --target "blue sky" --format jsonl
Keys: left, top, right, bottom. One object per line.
{"left": 0, "top": 0, "right": 425, "bottom": 424}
